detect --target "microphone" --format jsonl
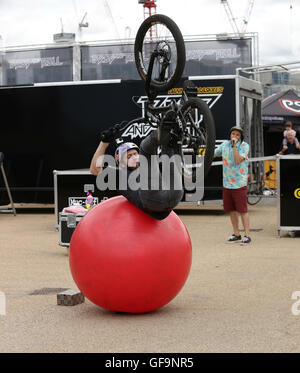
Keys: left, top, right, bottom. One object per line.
{"left": 231, "top": 140, "right": 235, "bottom": 148}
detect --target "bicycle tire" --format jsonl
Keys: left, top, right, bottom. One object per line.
{"left": 247, "top": 195, "right": 262, "bottom": 205}
{"left": 180, "top": 97, "right": 216, "bottom": 178}
{"left": 134, "top": 14, "right": 186, "bottom": 92}
{"left": 247, "top": 178, "right": 264, "bottom": 205}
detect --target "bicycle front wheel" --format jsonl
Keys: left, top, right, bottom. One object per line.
{"left": 134, "top": 14, "right": 186, "bottom": 92}
{"left": 180, "top": 97, "right": 216, "bottom": 178}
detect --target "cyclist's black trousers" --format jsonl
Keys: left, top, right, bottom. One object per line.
{"left": 138, "top": 131, "right": 184, "bottom": 211}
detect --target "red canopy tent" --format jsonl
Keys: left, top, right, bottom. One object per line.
{"left": 262, "top": 89, "right": 300, "bottom": 155}
{"left": 262, "top": 89, "right": 300, "bottom": 132}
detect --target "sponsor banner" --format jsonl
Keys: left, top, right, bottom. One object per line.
{"left": 2, "top": 47, "right": 73, "bottom": 85}
{"left": 184, "top": 39, "right": 252, "bottom": 76}
{"left": 81, "top": 38, "right": 252, "bottom": 80}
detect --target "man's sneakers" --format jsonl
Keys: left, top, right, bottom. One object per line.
{"left": 227, "top": 234, "right": 242, "bottom": 243}
{"left": 240, "top": 236, "right": 251, "bottom": 246}
{"left": 227, "top": 234, "right": 251, "bottom": 245}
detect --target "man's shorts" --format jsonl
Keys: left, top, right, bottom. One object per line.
{"left": 223, "top": 186, "right": 248, "bottom": 213}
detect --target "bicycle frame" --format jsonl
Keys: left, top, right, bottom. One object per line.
{"left": 117, "top": 92, "right": 203, "bottom": 146}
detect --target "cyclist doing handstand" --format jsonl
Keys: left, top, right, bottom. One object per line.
{"left": 90, "top": 113, "right": 184, "bottom": 220}
{"left": 90, "top": 13, "right": 215, "bottom": 218}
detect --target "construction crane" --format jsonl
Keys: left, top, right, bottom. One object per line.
{"left": 221, "top": 0, "right": 254, "bottom": 38}
{"left": 138, "top": 0, "right": 157, "bottom": 19}
{"left": 138, "top": 0, "right": 157, "bottom": 40}
{"left": 79, "top": 12, "right": 88, "bottom": 28}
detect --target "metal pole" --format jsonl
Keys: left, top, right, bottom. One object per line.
{"left": 0, "top": 164, "right": 16, "bottom": 216}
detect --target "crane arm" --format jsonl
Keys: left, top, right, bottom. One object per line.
{"left": 220, "top": 0, "right": 240, "bottom": 35}
{"left": 241, "top": 0, "right": 254, "bottom": 34}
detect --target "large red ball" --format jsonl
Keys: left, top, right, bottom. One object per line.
{"left": 69, "top": 196, "right": 192, "bottom": 313}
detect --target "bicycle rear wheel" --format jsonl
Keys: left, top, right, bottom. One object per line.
{"left": 180, "top": 97, "right": 216, "bottom": 178}
{"left": 247, "top": 194, "right": 262, "bottom": 205}
{"left": 134, "top": 14, "right": 186, "bottom": 92}
{"left": 247, "top": 181, "right": 263, "bottom": 205}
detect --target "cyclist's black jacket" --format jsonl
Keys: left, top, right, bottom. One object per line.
{"left": 107, "top": 166, "right": 171, "bottom": 221}
{"left": 119, "top": 168, "right": 171, "bottom": 220}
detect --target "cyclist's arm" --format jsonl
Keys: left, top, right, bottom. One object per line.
{"left": 90, "top": 141, "right": 110, "bottom": 176}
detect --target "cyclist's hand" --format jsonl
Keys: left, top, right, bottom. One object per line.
{"left": 100, "top": 124, "right": 122, "bottom": 143}
{"left": 113, "top": 123, "right": 122, "bottom": 138}
{"left": 100, "top": 128, "right": 115, "bottom": 143}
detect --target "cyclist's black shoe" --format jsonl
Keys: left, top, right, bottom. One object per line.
{"left": 158, "top": 110, "right": 178, "bottom": 145}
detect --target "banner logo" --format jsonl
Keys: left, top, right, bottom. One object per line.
{"left": 121, "top": 91, "right": 223, "bottom": 140}
{"left": 279, "top": 99, "right": 300, "bottom": 114}
{"left": 121, "top": 122, "right": 155, "bottom": 140}
{"left": 294, "top": 188, "right": 300, "bottom": 199}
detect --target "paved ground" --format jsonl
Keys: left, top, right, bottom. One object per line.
{"left": 0, "top": 201, "right": 300, "bottom": 353}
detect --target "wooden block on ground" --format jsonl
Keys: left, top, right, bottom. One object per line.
{"left": 57, "top": 289, "right": 85, "bottom": 306}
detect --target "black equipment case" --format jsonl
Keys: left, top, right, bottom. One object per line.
{"left": 53, "top": 169, "right": 118, "bottom": 230}
{"left": 277, "top": 155, "right": 300, "bottom": 237}
{"left": 59, "top": 212, "right": 86, "bottom": 247}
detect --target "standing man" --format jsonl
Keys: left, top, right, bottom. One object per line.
{"left": 214, "top": 126, "right": 251, "bottom": 245}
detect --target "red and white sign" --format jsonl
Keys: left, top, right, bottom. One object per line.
{"left": 279, "top": 99, "right": 300, "bottom": 114}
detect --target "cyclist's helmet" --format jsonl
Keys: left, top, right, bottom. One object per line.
{"left": 115, "top": 142, "right": 139, "bottom": 165}
{"left": 229, "top": 126, "right": 244, "bottom": 142}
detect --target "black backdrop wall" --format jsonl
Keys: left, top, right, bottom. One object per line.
{"left": 0, "top": 78, "right": 236, "bottom": 204}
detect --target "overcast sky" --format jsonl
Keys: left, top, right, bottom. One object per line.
{"left": 0, "top": 0, "right": 299, "bottom": 66}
